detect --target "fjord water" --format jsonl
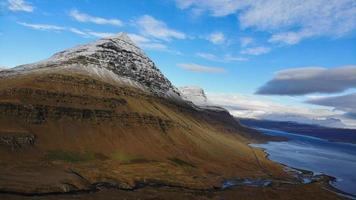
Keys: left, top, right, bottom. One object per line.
{"left": 251, "top": 128, "right": 356, "bottom": 196}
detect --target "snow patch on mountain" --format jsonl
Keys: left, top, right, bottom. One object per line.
{"left": 0, "top": 33, "right": 181, "bottom": 100}
{"left": 178, "top": 86, "right": 227, "bottom": 112}
{"left": 178, "top": 86, "right": 208, "bottom": 105}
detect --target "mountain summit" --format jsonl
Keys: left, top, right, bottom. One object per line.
{"left": 1, "top": 33, "right": 180, "bottom": 98}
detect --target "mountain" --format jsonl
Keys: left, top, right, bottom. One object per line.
{"left": 0, "top": 33, "right": 180, "bottom": 99}
{"left": 179, "top": 86, "right": 209, "bottom": 105}
{"left": 239, "top": 118, "right": 356, "bottom": 144}
{"left": 179, "top": 86, "right": 227, "bottom": 112}
{"left": 0, "top": 34, "right": 341, "bottom": 199}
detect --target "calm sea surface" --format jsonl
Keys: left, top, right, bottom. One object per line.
{"left": 251, "top": 128, "right": 356, "bottom": 196}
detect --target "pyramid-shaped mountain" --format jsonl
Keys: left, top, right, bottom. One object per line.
{"left": 0, "top": 33, "right": 294, "bottom": 197}
{"left": 1, "top": 33, "right": 179, "bottom": 98}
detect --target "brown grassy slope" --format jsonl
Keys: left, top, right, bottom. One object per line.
{"left": 0, "top": 71, "right": 342, "bottom": 199}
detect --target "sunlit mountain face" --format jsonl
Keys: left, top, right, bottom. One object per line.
{"left": 0, "top": 0, "right": 355, "bottom": 199}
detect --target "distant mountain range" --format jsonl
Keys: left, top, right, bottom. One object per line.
{"left": 239, "top": 118, "right": 356, "bottom": 144}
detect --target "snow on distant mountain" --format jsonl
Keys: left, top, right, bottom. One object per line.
{"left": 179, "top": 86, "right": 347, "bottom": 128}
{"left": 178, "top": 86, "right": 227, "bottom": 112}
{"left": 178, "top": 86, "right": 208, "bottom": 105}
{"left": 0, "top": 33, "right": 181, "bottom": 100}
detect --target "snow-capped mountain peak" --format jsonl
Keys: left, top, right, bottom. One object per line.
{"left": 0, "top": 33, "right": 181, "bottom": 99}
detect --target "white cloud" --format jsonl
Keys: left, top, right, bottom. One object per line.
{"left": 18, "top": 22, "right": 172, "bottom": 52}
{"left": 68, "top": 28, "right": 89, "bottom": 37}
{"left": 175, "top": 0, "right": 356, "bottom": 44}
{"left": 136, "top": 15, "right": 186, "bottom": 41}
{"left": 178, "top": 63, "right": 226, "bottom": 73}
{"left": 18, "top": 22, "right": 65, "bottom": 31}
{"left": 86, "top": 31, "right": 115, "bottom": 38}
{"left": 127, "top": 33, "right": 170, "bottom": 51}
{"left": 175, "top": 0, "right": 246, "bottom": 17}
{"left": 197, "top": 52, "right": 247, "bottom": 62}
{"left": 140, "top": 43, "right": 168, "bottom": 51}
{"left": 19, "top": 22, "right": 116, "bottom": 39}
{"left": 65, "top": 28, "right": 116, "bottom": 39}
{"left": 207, "top": 92, "right": 354, "bottom": 128}
{"left": 207, "top": 32, "right": 225, "bottom": 44}
{"left": 223, "top": 54, "right": 248, "bottom": 62}
{"left": 8, "top": 0, "right": 33, "bottom": 12}
{"left": 241, "top": 46, "right": 270, "bottom": 55}
{"left": 196, "top": 52, "right": 218, "bottom": 61}
{"left": 69, "top": 9, "right": 123, "bottom": 26}
{"left": 127, "top": 33, "right": 151, "bottom": 44}
{"left": 240, "top": 37, "right": 254, "bottom": 47}
{"left": 268, "top": 31, "right": 313, "bottom": 45}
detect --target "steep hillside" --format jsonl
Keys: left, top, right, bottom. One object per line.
{"left": 0, "top": 34, "right": 342, "bottom": 199}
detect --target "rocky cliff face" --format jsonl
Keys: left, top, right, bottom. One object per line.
{"left": 0, "top": 33, "right": 180, "bottom": 98}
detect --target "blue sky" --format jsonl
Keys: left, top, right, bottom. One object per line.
{"left": 1, "top": 0, "right": 356, "bottom": 128}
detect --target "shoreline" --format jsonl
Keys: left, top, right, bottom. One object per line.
{"left": 249, "top": 143, "right": 356, "bottom": 200}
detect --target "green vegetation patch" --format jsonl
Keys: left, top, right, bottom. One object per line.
{"left": 110, "top": 151, "right": 148, "bottom": 164}
{"left": 46, "top": 150, "right": 97, "bottom": 163}
{"left": 168, "top": 158, "right": 196, "bottom": 168}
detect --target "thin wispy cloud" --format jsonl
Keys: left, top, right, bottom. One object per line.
{"left": 68, "top": 28, "right": 89, "bottom": 37}
{"left": 256, "top": 65, "right": 356, "bottom": 95}
{"left": 18, "top": 22, "right": 115, "bottom": 38}
{"left": 17, "top": 21, "right": 173, "bottom": 52}
{"left": 8, "top": 0, "right": 33, "bottom": 12}
{"left": 18, "top": 22, "right": 65, "bottom": 31}
{"left": 241, "top": 46, "right": 270, "bottom": 56}
{"left": 67, "top": 28, "right": 115, "bottom": 38}
{"left": 196, "top": 52, "right": 218, "bottom": 61}
{"left": 136, "top": 15, "right": 186, "bottom": 41}
{"left": 175, "top": 0, "right": 356, "bottom": 45}
{"left": 207, "top": 32, "right": 225, "bottom": 44}
{"left": 127, "top": 33, "right": 171, "bottom": 51}
{"left": 223, "top": 54, "right": 247, "bottom": 62}
{"left": 85, "top": 31, "right": 114, "bottom": 38}
{"left": 240, "top": 37, "right": 254, "bottom": 47}
{"left": 178, "top": 63, "right": 226, "bottom": 73}
{"left": 69, "top": 9, "right": 123, "bottom": 26}
{"left": 127, "top": 33, "right": 151, "bottom": 44}
{"left": 140, "top": 43, "right": 168, "bottom": 51}
{"left": 197, "top": 52, "right": 247, "bottom": 62}
{"left": 269, "top": 31, "right": 312, "bottom": 45}
{"left": 175, "top": 0, "right": 245, "bottom": 17}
